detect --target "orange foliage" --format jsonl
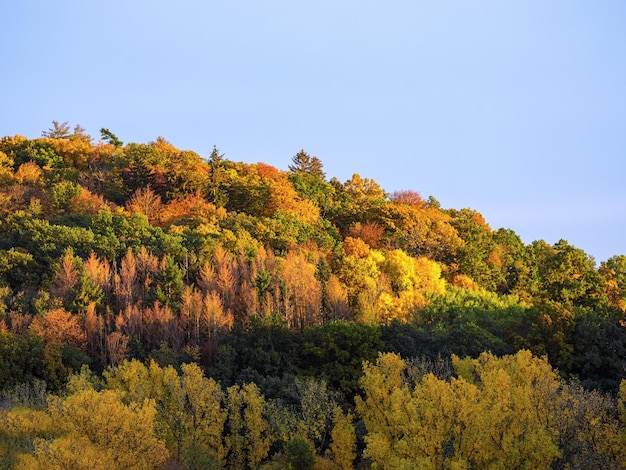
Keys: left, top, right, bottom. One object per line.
{"left": 70, "top": 186, "right": 109, "bottom": 216}
{"left": 390, "top": 190, "right": 426, "bottom": 209}
{"left": 30, "top": 308, "right": 86, "bottom": 349}
{"left": 125, "top": 186, "right": 163, "bottom": 225}
{"left": 256, "top": 162, "right": 280, "bottom": 180}
{"left": 343, "top": 237, "right": 371, "bottom": 259}
{"left": 266, "top": 174, "right": 320, "bottom": 225}
{"left": 450, "top": 274, "right": 480, "bottom": 291}
{"left": 106, "top": 331, "right": 129, "bottom": 367}
{"left": 5, "top": 311, "right": 33, "bottom": 335}
{"left": 50, "top": 250, "right": 79, "bottom": 300}
{"left": 84, "top": 252, "right": 112, "bottom": 290}
{"left": 50, "top": 137, "right": 93, "bottom": 169}
{"left": 15, "top": 162, "right": 43, "bottom": 185}
{"left": 349, "top": 222, "right": 386, "bottom": 249}
{"left": 160, "top": 193, "right": 225, "bottom": 227}
{"left": 202, "top": 291, "right": 234, "bottom": 340}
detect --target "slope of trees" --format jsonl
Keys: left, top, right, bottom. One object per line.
{"left": 1, "top": 124, "right": 626, "bottom": 468}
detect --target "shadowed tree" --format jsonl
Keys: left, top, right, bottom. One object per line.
{"left": 288, "top": 150, "right": 325, "bottom": 179}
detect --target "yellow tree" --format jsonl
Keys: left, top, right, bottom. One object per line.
{"left": 265, "top": 171, "right": 321, "bottom": 225}
{"left": 16, "top": 388, "right": 167, "bottom": 469}
{"left": 280, "top": 250, "right": 323, "bottom": 329}
{"left": 375, "top": 250, "right": 445, "bottom": 323}
{"left": 202, "top": 291, "right": 234, "bottom": 342}
{"left": 225, "top": 383, "right": 272, "bottom": 469}
{"left": 355, "top": 352, "right": 410, "bottom": 469}
{"left": 106, "top": 360, "right": 228, "bottom": 467}
{"left": 180, "top": 362, "right": 227, "bottom": 467}
{"left": 336, "top": 237, "right": 383, "bottom": 321}
{"left": 325, "top": 407, "right": 356, "bottom": 470}
{"left": 17, "top": 435, "right": 116, "bottom": 470}
{"left": 452, "top": 351, "right": 562, "bottom": 469}
{"left": 387, "top": 193, "right": 464, "bottom": 261}
{"left": 0, "top": 150, "right": 15, "bottom": 186}
{"left": 180, "top": 285, "right": 204, "bottom": 345}
{"left": 357, "top": 351, "right": 564, "bottom": 469}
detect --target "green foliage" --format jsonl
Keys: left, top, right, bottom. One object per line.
{"left": 299, "top": 321, "right": 383, "bottom": 399}
{"left": 211, "top": 317, "right": 299, "bottom": 390}
{"left": 0, "top": 331, "right": 44, "bottom": 391}
{"left": 286, "top": 436, "right": 315, "bottom": 470}
{"left": 99, "top": 128, "right": 123, "bottom": 148}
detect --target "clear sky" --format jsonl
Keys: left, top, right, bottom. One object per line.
{"left": 2, "top": 1, "right": 625, "bottom": 263}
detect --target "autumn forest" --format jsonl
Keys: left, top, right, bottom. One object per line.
{"left": 0, "top": 122, "right": 625, "bottom": 469}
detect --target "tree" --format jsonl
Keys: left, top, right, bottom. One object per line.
{"left": 299, "top": 321, "right": 383, "bottom": 399}
{"left": 447, "top": 208, "right": 503, "bottom": 291}
{"left": 0, "top": 150, "right": 14, "bottom": 186}
{"left": 281, "top": 250, "right": 323, "bottom": 330}
{"left": 179, "top": 362, "right": 227, "bottom": 467}
{"left": 34, "top": 388, "right": 167, "bottom": 469}
{"left": 202, "top": 291, "right": 234, "bottom": 342}
{"left": 29, "top": 309, "right": 86, "bottom": 350}
{"left": 207, "top": 145, "right": 229, "bottom": 207}
{"left": 99, "top": 128, "right": 123, "bottom": 148}
{"left": 357, "top": 351, "right": 563, "bottom": 469}
{"left": 325, "top": 407, "right": 356, "bottom": 470}
{"left": 42, "top": 121, "right": 70, "bottom": 139}
{"left": 286, "top": 436, "right": 315, "bottom": 470}
{"left": 600, "top": 255, "right": 626, "bottom": 311}
{"left": 126, "top": 186, "right": 163, "bottom": 226}
{"left": 225, "top": 382, "right": 272, "bottom": 469}
{"left": 386, "top": 197, "right": 463, "bottom": 262}
{"left": 288, "top": 150, "right": 325, "bottom": 179}
{"left": 534, "top": 240, "right": 606, "bottom": 310}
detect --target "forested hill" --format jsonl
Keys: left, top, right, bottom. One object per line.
{"left": 1, "top": 124, "right": 626, "bottom": 467}
{"left": 1, "top": 123, "right": 626, "bottom": 385}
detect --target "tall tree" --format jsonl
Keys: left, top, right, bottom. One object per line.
{"left": 42, "top": 121, "right": 70, "bottom": 139}
{"left": 99, "top": 128, "right": 123, "bottom": 148}
{"left": 288, "top": 150, "right": 325, "bottom": 179}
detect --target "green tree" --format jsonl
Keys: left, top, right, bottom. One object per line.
{"left": 286, "top": 436, "right": 315, "bottom": 470}
{"left": 299, "top": 321, "right": 383, "bottom": 399}
{"left": 99, "top": 128, "right": 123, "bottom": 148}
{"left": 288, "top": 150, "right": 325, "bottom": 179}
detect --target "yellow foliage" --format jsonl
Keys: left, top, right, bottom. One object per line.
{"left": 343, "top": 236, "right": 370, "bottom": 258}
{"left": 326, "top": 407, "right": 356, "bottom": 470}
{"left": 375, "top": 289, "right": 427, "bottom": 324}
{"left": 50, "top": 137, "right": 93, "bottom": 169}
{"left": 380, "top": 250, "right": 444, "bottom": 295}
{"left": 47, "top": 389, "right": 168, "bottom": 469}
{"left": 267, "top": 174, "right": 320, "bottom": 225}
{"left": 5, "top": 408, "right": 55, "bottom": 440}
{"left": 374, "top": 251, "right": 445, "bottom": 323}
{"left": 18, "top": 435, "right": 115, "bottom": 470}
{"left": 225, "top": 382, "right": 272, "bottom": 469}
{"left": 0, "top": 150, "right": 14, "bottom": 186}
{"left": 15, "top": 162, "right": 43, "bottom": 185}
{"left": 450, "top": 274, "right": 480, "bottom": 290}
{"left": 358, "top": 351, "right": 563, "bottom": 469}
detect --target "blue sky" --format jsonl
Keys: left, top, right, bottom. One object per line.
{"left": 2, "top": 1, "right": 625, "bottom": 262}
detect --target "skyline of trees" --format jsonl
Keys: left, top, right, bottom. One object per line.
{"left": 1, "top": 123, "right": 625, "bottom": 468}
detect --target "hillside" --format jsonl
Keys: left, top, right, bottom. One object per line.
{"left": 1, "top": 123, "right": 625, "bottom": 468}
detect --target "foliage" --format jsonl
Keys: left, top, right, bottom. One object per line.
{"left": 1, "top": 127, "right": 626, "bottom": 467}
